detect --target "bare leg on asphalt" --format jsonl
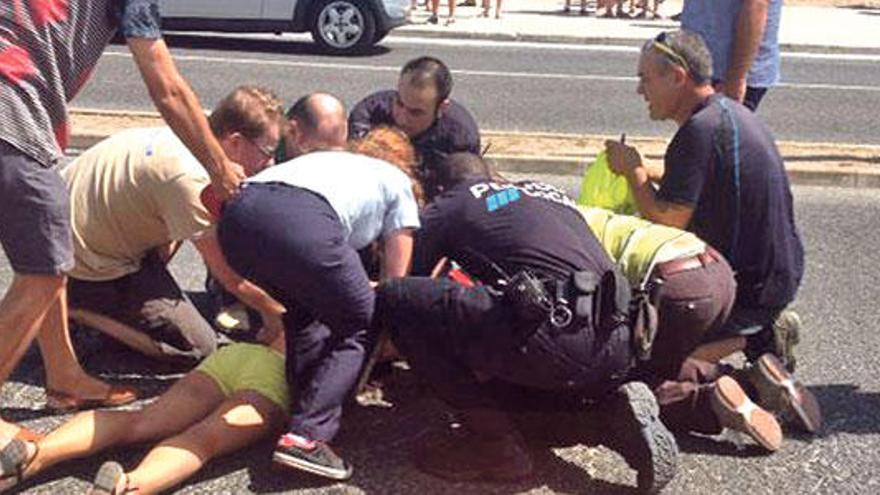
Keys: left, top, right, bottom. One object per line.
{"left": 69, "top": 308, "right": 165, "bottom": 358}
{"left": 37, "top": 287, "right": 121, "bottom": 399}
{"left": 124, "top": 391, "right": 283, "bottom": 494}
{"left": 20, "top": 372, "right": 225, "bottom": 480}
{"left": 0, "top": 273, "right": 64, "bottom": 438}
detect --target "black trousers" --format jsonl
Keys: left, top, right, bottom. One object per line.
{"left": 218, "top": 183, "right": 373, "bottom": 441}
{"left": 376, "top": 277, "right": 633, "bottom": 412}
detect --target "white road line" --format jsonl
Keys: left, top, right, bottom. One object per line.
{"left": 387, "top": 36, "right": 880, "bottom": 62}
{"left": 103, "top": 50, "right": 880, "bottom": 91}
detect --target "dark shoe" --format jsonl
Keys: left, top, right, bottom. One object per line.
{"left": 711, "top": 376, "right": 782, "bottom": 452}
{"left": 273, "top": 433, "right": 352, "bottom": 480}
{"left": 427, "top": 13, "right": 439, "bottom": 24}
{"left": 88, "top": 461, "right": 129, "bottom": 495}
{"left": 458, "top": 0, "right": 476, "bottom": 5}
{"left": 414, "top": 424, "right": 533, "bottom": 482}
{"left": 746, "top": 354, "right": 822, "bottom": 434}
{"left": 600, "top": 382, "right": 678, "bottom": 494}
{"left": 45, "top": 385, "right": 139, "bottom": 413}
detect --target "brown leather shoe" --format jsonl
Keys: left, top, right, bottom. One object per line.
{"left": 711, "top": 376, "right": 783, "bottom": 452}
{"left": 748, "top": 353, "right": 822, "bottom": 434}
{"left": 45, "top": 386, "right": 139, "bottom": 413}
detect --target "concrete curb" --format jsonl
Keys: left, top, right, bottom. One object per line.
{"left": 390, "top": 26, "right": 880, "bottom": 55}
{"left": 489, "top": 154, "right": 880, "bottom": 189}
{"left": 68, "top": 108, "right": 880, "bottom": 189}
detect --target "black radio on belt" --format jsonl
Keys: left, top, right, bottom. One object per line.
{"left": 501, "top": 270, "right": 554, "bottom": 323}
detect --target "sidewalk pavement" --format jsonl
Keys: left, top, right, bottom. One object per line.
{"left": 395, "top": 0, "right": 880, "bottom": 52}
{"left": 68, "top": 109, "right": 880, "bottom": 188}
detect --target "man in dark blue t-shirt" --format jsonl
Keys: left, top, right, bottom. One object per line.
{"left": 348, "top": 56, "right": 480, "bottom": 197}
{"left": 375, "top": 153, "right": 678, "bottom": 493}
{"left": 604, "top": 30, "right": 804, "bottom": 370}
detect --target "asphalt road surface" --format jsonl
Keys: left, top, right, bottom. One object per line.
{"left": 2, "top": 182, "right": 879, "bottom": 494}
{"left": 70, "top": 34, "right": 880, "bottom": 145}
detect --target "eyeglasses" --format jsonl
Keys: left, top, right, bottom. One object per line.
{"left": 243, "top": 135, "right": 278, "bottom": 160}
{"left": 652, "top": 32, "right": 693, "bottom": 77}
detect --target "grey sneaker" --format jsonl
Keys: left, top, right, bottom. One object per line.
{"left": 746, "top": 353, "right": 822, "bottom": 434}
{"left": 273, "top": 434, "right": 352, "bottom": 480}
{"left": 711, "top": 376, "right": 783, "bottom": 452}
{"left": 771, "top": 310, "right": 801, "bottom": 372}
{"left": 87, "top": 461, "right": 128, "bottom": 495}
{"left": 600, "top": 382, "right": 679, "bottom": 494}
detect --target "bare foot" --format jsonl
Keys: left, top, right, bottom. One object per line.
{"left": 46, "top": 373, "right": 119, "bottom": 401}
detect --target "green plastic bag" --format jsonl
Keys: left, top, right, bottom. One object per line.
{"left": 577, "top": 150, "right": 637, "bottom": 215}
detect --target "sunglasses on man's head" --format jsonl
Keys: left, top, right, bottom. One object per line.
{"left": 652, "top": 32, "right": 693, "bottom": 77}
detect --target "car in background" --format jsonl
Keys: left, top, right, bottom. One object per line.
{"left": 160, "top": 0, "right": 409, "bottom": 54}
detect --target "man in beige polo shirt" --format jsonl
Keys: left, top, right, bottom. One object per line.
{"left": 60, "top": 86, "right": 286, "bottom": 375}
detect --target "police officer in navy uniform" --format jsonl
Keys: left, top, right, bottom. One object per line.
{"left": 375, "top": 153, "right": 678, "bottom": 493}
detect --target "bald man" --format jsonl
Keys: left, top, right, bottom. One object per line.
{"left": 283, "top": 93, "right": 348, "bottom": 159}
{"left": 211, "top": 93, "right": 352, "bottom": 334}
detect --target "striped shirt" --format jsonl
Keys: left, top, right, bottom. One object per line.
{"left": 0, "top": 0, "right": 161, "bottom": 167}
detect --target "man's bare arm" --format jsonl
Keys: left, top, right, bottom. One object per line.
{"left": 191, "top": 232, "right": 285, "bottom": 318}
{"left": 126, "top": 37, "right": 245, "bottom": 199}
{"left": 623, "top": 166, "right": 694, "bottom": 229}
{"left": 723, "top": 0, "right": 770, "bottom": 102}
{"left": 605, "top": 139, "right": 694, "bottom": 228}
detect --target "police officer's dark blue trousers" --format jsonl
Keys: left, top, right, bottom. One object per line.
{"left": 218, "top": 183, "right": 373, "bottom": 441}
{"left": 376, "top": 277, "right": 633, "bottom": 412}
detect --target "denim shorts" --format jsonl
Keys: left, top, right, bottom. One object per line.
{"left": 0, "top": 140, "right": 73, "bottom": 274}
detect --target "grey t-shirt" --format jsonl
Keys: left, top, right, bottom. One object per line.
{"left": 247, "top": 150, "right": 421, "bottom": 250}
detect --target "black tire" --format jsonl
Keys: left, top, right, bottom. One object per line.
{"left": 310, "top": 0, "right": 376, "bottom": 54}
{"left": 373, "top": 27, "right": 391, "bottom": 44}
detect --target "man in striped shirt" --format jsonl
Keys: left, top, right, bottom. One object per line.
{"left": 0, "top": 0, "right": 244, "bottom": 441}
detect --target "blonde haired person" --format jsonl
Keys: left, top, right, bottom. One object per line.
{"left": 61, "top": 86, "right": 286, "bottom": 368}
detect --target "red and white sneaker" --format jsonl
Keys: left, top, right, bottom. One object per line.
{"left": 272, "top": 433, "right": 352, "bottom": 480}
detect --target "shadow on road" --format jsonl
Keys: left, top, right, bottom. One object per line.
{"left": 810, "top": 383, "right": 880, "bottom": 436}
{"left": 111, "top": 33, "right": 392, "bottom": 59}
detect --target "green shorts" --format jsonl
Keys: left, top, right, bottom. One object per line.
{"left": 196, "top": 343, "right": 289, "bottom": 414}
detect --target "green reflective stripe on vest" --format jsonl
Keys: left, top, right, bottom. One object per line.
{"left": 578, "top": 206, "right": 705, "bottom": 287}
